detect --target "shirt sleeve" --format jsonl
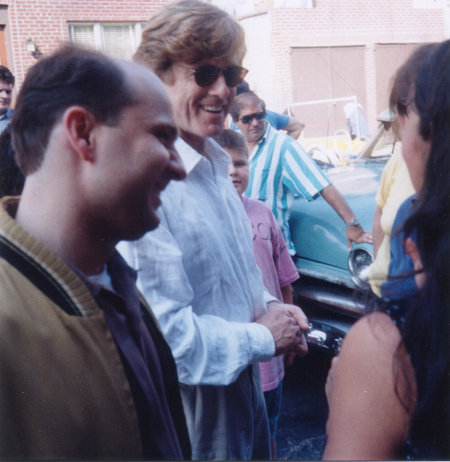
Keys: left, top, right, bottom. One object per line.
{"left": 117, "top": 211, "right": 275, "bottom": 387}
{"left": 266, "top": 110, "right": 289, "bottom": 131}
{"left": 281, "top": 140, "right": 331, "bottom": 200}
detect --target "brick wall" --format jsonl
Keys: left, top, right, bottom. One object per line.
{"left": 0, "top": 0, "right": 447, "bottom": 131}
{"left": 1, "top": 0, "right": 172, "bottom": 88}
{"left": 265, "top": 0, "right": 444, "bottom": 115}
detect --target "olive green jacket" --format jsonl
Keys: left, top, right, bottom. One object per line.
{"left": 0, "top": 197, "right": 190, "bottom": 460}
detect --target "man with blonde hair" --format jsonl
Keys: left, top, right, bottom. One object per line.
{"left": 119, "top": 1, "right": 309, "bottom": 459}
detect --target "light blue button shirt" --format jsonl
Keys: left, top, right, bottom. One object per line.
{"left": 118, "top": 137, "right": 275, "bottom": 386}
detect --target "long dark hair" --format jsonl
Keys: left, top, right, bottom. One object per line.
{"left": 398, "top": 39, "right": 450, "bottom": 457}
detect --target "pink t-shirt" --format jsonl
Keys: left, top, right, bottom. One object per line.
{"left": 242, "top": 196, "right": 299, "bottom": 391}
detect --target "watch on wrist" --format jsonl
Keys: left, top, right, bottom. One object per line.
{"left": 346, "top": 218, "right": 360, "bottom": 227}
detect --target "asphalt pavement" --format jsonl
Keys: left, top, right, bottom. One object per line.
{"left": 276, "top": 349, "right": 332, "bottom": 460}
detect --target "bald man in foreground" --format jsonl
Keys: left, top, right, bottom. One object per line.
{"left": 0, "top": 44, "right": 190, "bottom": 460}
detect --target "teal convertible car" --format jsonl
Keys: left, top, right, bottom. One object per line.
{"left": 291, "top": 112, "right": 396, "bottom": 354}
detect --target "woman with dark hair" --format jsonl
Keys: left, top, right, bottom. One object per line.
{"left": 323, "top": 39, "right": 449, "bottom": 460}
{"left": 368, "top": 43, "right": 435, "bottom": 297}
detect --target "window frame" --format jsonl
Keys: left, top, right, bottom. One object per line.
{"left": 68, "top": 21, "right": 145, "bottom": 59}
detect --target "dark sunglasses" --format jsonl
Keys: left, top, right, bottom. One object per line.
{"left": 187, "top": 64, "right": 248, "bottom": 88}
{"left": 239, "top": 111, "right": 266, "bottom": 125}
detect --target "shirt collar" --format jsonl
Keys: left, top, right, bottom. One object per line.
{"left": 261, "top": 122, "right": 272, "bottom": 141}
{"left": 249, "top": 123, "right": 270, "bottom": 159}
{"left": 175, "top": 137, "right": 202, "bottom": 174}
{"left": 0, "top": 109, "right": 12, "bottom": 121}
{"left": 73, "top": 250, "right": 137, "bottom": 298}
{"left": 175, "top": 136, "right": 230, "bottom": 175}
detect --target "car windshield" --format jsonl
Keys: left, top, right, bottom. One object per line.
{"left": 288, "top": 98, "right": 398, "bottom": 166}
{"left": 302, "top": 117, "right": 398, "bottom": 166}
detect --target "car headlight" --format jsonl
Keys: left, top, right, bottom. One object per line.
{"left": 348, "top": 248, "right": 373, "bottom": 289}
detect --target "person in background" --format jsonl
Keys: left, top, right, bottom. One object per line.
{"left": 215, "top": 129, "right": 303, "bottom": 459}
{"left": 369, "top": 147, "right": 415, "bottom": 296}
{"left": 233, "top": 80, "right": 305, "bottom": 139}
{"left": 231, "top": 90, "right": 373, "bottom": 254}
{"left": 323, "top": 40, "right": 448, "bottom": 460}
{"left": 0, "top": 65, "right": 14, "bottom": 134}
{"left": 0, "top": 44, "right": 190, "bottom": 460}
{"left": 0, "top": 125, "right": 24, "bottom": 197}
{"left": 379, "top": 43, "right": 438, "bottom": 301}
{"left": 369, "top": 44, "right": 434, "bottom": 297}
{"left": 343, "top": 101, "right": 370, "bottom": 140}
{"left": 118, "top": 1, "right": 309, "bottom": 459}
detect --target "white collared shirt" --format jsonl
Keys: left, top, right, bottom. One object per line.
{"left": 118, "top": 137, "right": 275, "bottom": 386}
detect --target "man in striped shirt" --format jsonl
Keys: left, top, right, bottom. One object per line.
{"left": 231, "top": 91, "right": 372, "bottom": 255}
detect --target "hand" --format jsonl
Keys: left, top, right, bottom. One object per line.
{"left": 256, "top": 302, "right": 309, "bottom": 356}
{"left": 319, "top": 185, "right": 372, "bottom": 250}
{"left": 346, "top": 226, "right": 373, "bottom": 250}
{"left": 325, "top": 355, "right": 339, "bottom": 405}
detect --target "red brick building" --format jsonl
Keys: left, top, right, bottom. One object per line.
{"left": 0, "top": 0, "right": 448, "bottom": 134}
{"left": 238, "top": 0, "right": 448, "bottom": 134}
{"left": 0, "top": 0, "right": 171, "bottom": 91}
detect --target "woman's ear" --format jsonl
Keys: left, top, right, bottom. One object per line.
{"left": 63, "top": 106, "right": 96, "bottom": 162}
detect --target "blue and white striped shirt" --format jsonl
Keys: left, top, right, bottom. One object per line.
{"left": 245, "top": 123, "right": 330, "bottom": 254}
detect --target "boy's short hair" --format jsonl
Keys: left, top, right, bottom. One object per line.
{"left": 214, "top": 129, "right": 248, "bottom": 158}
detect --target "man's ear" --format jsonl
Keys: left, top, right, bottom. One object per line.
{"left": 63, "top": 106, "right": 97, "bottom": 162}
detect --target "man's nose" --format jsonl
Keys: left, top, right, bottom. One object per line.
{"left": 168, "top": 148, "right": 187, "bottom": 181}
{"left": 249, "top": 116, "right": 260, "bottom": 127}
{"left": 209, "top": 72, "right": 230, "bottom": 99}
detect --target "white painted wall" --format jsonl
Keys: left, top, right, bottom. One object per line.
{"left": 240, "top": 13, "right": 277, "bottom": 109}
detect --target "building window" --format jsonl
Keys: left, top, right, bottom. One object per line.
{"left": 68, "top": 22, "right": 145, "bottom": 59}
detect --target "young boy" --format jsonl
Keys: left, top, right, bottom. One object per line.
{"left": 214, "top": 129, "right": 302, "bottom": 458}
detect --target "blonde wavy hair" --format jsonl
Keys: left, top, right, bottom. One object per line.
{"left": 134, "top": 0, "right": 246, "bottom": 83}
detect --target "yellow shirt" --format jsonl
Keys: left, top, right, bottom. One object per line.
{"left": 369, "top": 147, "right": 415, "bottom": 296}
